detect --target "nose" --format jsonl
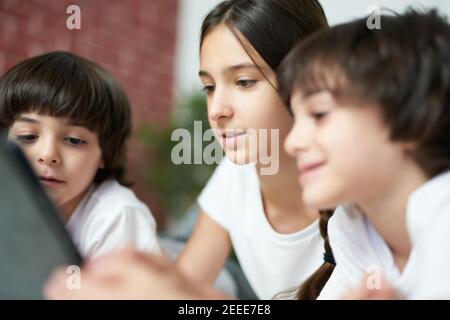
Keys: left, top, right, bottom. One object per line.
{"left": 208, "top": 87, "right": 233, "bottom": 122}
{"left": 284, "top": 121, "right": 312, "bottom": 157}
{"left": 38, "top": 140, "right": 61, "bottom": 166}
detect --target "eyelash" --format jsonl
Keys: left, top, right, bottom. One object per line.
{"left": 236, "top": 79, "right": 256, "bottom": 88}
{"left": 202, "top": 79, "right": 257, "bottom": 95}
{"left": 311, "top": 111, "right": 329, "bottom": 121}
{"left": 15, "top": 135, "right": 87, "bottom": 146}
{"left": 16, "top": 134, "right": 37, "bottom": 143}
{"left": 202, "top": 85, "right": 214, "bottom": 95}
{"left": 64, "top": 137, "right": 87, "bottom": 145}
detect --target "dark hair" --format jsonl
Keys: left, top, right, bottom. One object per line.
{"left": 278, "top": 9, "right": 450, "bottom": 178}
{"left": 201, "top": 0, "right": 329, "bottom": 301}
{"left": 297, "top": 210, "right": 335, "bottom": 299}
{"left": 0, "top": 51, "right": 132, "bottom": 185}
{"left": 278, "top": 9, "right": 450, "bottom": 299}
{"left": 200, "top": 0, "right": 328, "bottom": 75}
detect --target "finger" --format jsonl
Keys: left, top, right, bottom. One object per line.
{"left": 44, "top": 267, "right": 128, "bottom": 300}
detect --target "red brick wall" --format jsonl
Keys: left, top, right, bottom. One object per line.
{"left": 0, "top": 0, "right": 179, "bottom": 229}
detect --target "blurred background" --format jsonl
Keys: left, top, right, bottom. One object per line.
{"left": 1, "top": 0, "right": 449, "bottom": 231}
{"left": 1, "top": 0, "right": 449, "bottom": 298}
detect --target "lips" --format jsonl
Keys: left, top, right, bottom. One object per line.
{"left": 297, "top": 161, "right": 326, "bottom": 183}
{"left": 298, "top": 162, "right": 325, "bottom": 173}
{"left": 38, "top": 176, "right": 65, "bottom": 187}
{"left": 221, "top": 129, "right": 246, "bottom": 139}
{"left": 217, "top": 129, "right": 247, "bottom": 149}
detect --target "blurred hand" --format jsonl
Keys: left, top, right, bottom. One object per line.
{"left": 341, "top": 275, "right": 399, "bottom": 300}
{"left": 44, "top": 247, "right": 228, "bottom": 300}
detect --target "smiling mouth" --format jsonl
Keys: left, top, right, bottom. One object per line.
{"left": 299, "top": 162, "right": 325, "bottom": 173}
{"left": 222, "top": 130, "right": 246, "bottom": 139}
{"left": 221, "top": 130, "right": 247, "bottom": 149}
{"left": 297, "top": 161, "right": 326, "bottom": 182}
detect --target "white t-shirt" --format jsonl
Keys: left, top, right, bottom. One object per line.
{"left": 198, "top": 158, "right": 324, "bottom": 299}
{"left": 66, "top": 180, "right": 160, "bottom": 258}
{"left": 319, "top": 170, "right": 450, "bottom": 299}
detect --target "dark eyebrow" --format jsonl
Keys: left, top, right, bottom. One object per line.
{"left": 64, "top": 120, "right": 93, "bottom": 133}
{"left": 301, "top": 89, "right": 334, "bottom": 102}
{"left": 16, "top": 116, "right": 39, "bottom": 124}
{"left": 65, "top": 119, "right": 84, "bottom": 127}
{"left": 302, "top": 89, "right": 324, "bottom": 99}
{"left": 199, "top": 63, "right": 266, "bottom": 78}
{"left": 227, "top": 63, "right": 260, "bottom": 72}
{"left": 16, "top": 116, "right": 88, "bottom": 130}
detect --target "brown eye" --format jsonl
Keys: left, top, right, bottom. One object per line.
{"left": 311, "top": 111, "right": 328, "bottom": 120}
{"left": 236, "top": 79, "right": 256, "bottom": 88}
{"left": 16, "top": 135, "right": 37, "bottom": 143}
{"left": 65, "top": 137, "right": 86, "bottom": 145}
{"left": 202, "top": 85, "right": 215, "bottom": 95}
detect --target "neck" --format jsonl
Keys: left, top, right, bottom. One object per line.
{"left": 358, "top": 163, "right": 428, "bottom": 271}
{"left": 58, "top": 188, "right": 90, "bottom": 223}
{"left": 256, "top": 151, "right": 319, "bottom": 234}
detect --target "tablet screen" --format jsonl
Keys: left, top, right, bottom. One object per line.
{"left": 0, "top": 141, "right": 82, "bottom": 299}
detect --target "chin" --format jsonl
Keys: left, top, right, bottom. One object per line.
{"left": 224, "top": 148, "right": 257, "bottom": 165}
{"left": 302, "top": 187, "right": 339, "bottom": 210}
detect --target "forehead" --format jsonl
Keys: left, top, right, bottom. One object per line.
{"left": 200, "top": 24, "right": 271, "bottom": 74}
{"left": 292, "top": 89, "right": 334, "bottom": 104}
{"left": 12, "top": 112, "right": 89, "bottom": 130}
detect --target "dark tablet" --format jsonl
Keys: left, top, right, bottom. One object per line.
{"left": 0, "top": 139, "right": 82, "bottom": 299}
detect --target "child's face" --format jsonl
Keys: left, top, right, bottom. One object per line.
{"left": 284, "top": 90, "right": 411, "bottom": 209}
{"left": 8, "top": 112, "right": 103, "bottom": 218}
{"left": 199, "top": 24, "right": 293, "bottom": 166}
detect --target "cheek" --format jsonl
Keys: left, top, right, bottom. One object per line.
{"left": 302, "top": 130, "right": 364, "bottom": 206}
{"left": 252, "top": 98, "right": 292, "bottom": 131}
{"left": 67, "top": 149, "right": 102, "bottom": 175}
{"left": 86, "top": 148, "right": 103, "bottom": 171}
{"left": 18, "top": 145, "right": 35, "bottom": 160}
{"left": 326, "top": 123, "right": 388, "bottom": 175}
{"left": 316, "top": 133, "right": 395, "bottom": 204}
{"left": 319, "top": 129, "right": 371, "bottom": 188}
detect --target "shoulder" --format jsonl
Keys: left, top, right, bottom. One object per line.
{"left": 90, "top": 180, "right": 149, "bottom": 212}
{"left": 198, "top": 157, "right": 259, "bottom": 222}
{"left": 207, "top": 157, "right": 256, "bottom": 185}
{"left": 81, "top": 180, "right": 155, "bottom": 227}
{"left": 77, "top": 181, "right": 159, "bottom": 257}
{"left": 200, "top": 157, "right": 258, "bottom": 200}
{"left": 407, "top": 172, "right": 450, "bottom": 298}
{"left": 407, "top": 170, "right": 450, "bottom": 241}
{"left": 326, "top": 204, "right": 375, "bottom": 292}
{"left": 328, "top": 204, "right": 366, "bottom": 240}
{"left": 317, "top": 264, "right": 348, "bottom": 300}
{"left": 197, "top": 157, "right": 260, "bottom": 230}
